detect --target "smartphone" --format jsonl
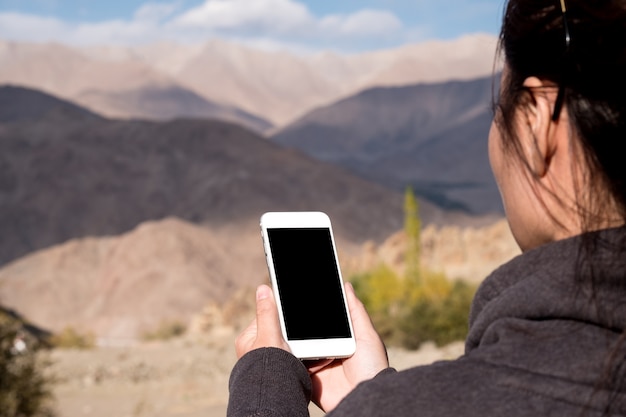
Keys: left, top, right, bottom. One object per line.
{"left": 260, "top": 211, "right": 356, "bottom": 359}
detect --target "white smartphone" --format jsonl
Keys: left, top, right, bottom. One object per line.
{"left": 259, "top": 211, "right": 356, "bottom": 360}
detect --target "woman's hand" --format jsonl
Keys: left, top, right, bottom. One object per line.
{"left": 307, "top": 282, "right": 389, "bottom": 413}
{"left": 234, "top": 281, "right": 389, "bottom": 413}
{"left": 235, "top": 284, "right": 290, "bottom": 358}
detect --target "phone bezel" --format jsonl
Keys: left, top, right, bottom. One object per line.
{"left": 260, "top": 211, "right": 356, "bottom": 360}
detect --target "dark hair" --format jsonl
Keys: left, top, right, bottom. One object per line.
{"left": 495, "top": 1, "right": 626, "bottom": 414}
{"left": 496, "top": 0, "right": 626, "bottom": 227}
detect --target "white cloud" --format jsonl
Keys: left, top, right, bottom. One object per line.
{"left": 320, "top": 9, "right": 403, "bottom": 38}
{"left": 171, "top": 0, "right": 404, "bottom": 42}
{"left": 0, "top": 12, "right": 68, "bottom": 42}
{"left": 0, "top": 0, "right": 407, "bottom": 51}
{"left": 72, "top": 19, "right": 158, "bottom": 45}
{"left": 134, "top": 2, "right": 181, "bottom": 22}
{"left": 172, "top": 0, "right": 314, "bottom": 35}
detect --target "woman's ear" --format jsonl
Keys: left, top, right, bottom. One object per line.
{"left": 520, "top": 77, "right": 557, "bottom": 178}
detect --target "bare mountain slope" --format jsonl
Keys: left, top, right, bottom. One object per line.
{"left": 0, "top": 40, "right": 168, "bottom": 97}
{"left": 360, "top": 35, "right": 499, "bottom": 87}
{"left": 272, "top": 75, "right": 501, "bottom": 214}
{"left": 173, "top": 39, "right": 339, "bottom": 128}
{"left": 0, "top": 216, "right": 516, "bottom": 340}
{"left": 0, "top": 86, "right": 435, "bottom": 267}
{"left": 0, "top": 41, "right": 272, "bottom": 133}
{"left": 0, "top": 217, "right": 259, "bottom": 339}
{"left": 0, "top": 87, "right": 491, "bottom": 339}
{"left": 151, "top": 35, "right": 498, "bottom": 126}
{"left": 166, "top": 35, "right": 498, "bottom": 126}
{"left": 0, "top": 84, "right": 101, "bottom": 123}
{"left": 75, "top": 85, "right": 272, "bottom": 133}
{"left": 0, "top": 35, "right": 497, "bottom": 128}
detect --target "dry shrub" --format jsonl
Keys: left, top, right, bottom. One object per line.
{"left": 49, "top": 327, "right": 95, "bottom": 350}
{"left": 142, "top": 320, "right": 186, "bottom": 341}
{"left": 0, "top": 314, "right": 56, "bottom": 417}
{"left": 350, "top": 266, "right": 476, "bottom": 349}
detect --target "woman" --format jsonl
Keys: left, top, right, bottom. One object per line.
{"left": 227, "top": 0, "right": 626, "bottom": 415}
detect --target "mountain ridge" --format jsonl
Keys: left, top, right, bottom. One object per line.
{"left": 75, "top": 84, "right": 273, "bottom": 133}
{"left": 1, "top": 85, "right": 459, "bottom": 266}
{"left": 0, "top": 34, "right": 498, "bottom": 127}
{"left": 0, "top": 85, "right": 503, "bottom": 339}
{"left": 0, "top": 84, "right": 102, "bottom": 123}
{"left": 272, "top": 75, "right": 502, "bottom": 214}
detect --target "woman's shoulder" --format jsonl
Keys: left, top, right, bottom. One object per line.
{"left": 332, "top": 348, "right": 618, "bottom": 417}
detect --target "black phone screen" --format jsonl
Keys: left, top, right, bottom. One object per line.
{"left": 267, "top": 227, "right": 352, "bottom": 340}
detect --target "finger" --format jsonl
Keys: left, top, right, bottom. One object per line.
{"left": 254, "top": 284, "right": 286, "bottom": 347}
{"left": 345, "top": 282, "right": 377, "bottom": 338}
{"left": 304, "top": 358, "right": 334, "bottom": 374}
{"left": 345, "top": 282, "right": 389, "bottom": 368}
{"left": 235, "top": 318, "right": 258, "bottom": 358}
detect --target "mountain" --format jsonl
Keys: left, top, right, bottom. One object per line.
{"left": 0, "top": 86, "right": 494, "bottom": 339}
{"left": 357, "top": 35, "right": 501, "bottom": 87}
{"left": 0, "top": 217, "right": 258, "bottom": 339}
{"left": 272, "top": 75, "right": 502, "bottom": 215}
{"left": 156, "top": 35, "right": 499, "bottom": 126}
{"left": 0, "top": 35, "right": 498, "bottom": 128}
{"left": 0, "top": 85, "right": 488, "bottom": 268}
{"left": 172, "top": 39, "right": 341, "bottom": 128}
{"left": 0, "top": 41, "right": 272, "bottom": 133}
{"left": 0, "top": 84, "right": 101, "bottom": 123}
{"left": 0, "top": 40, "right": 170, "bottom": 97}
{"left": 0, "top": 217, "right": 517, "bottom": 340}
{"left": 75, "top": 84, "right": 272, "bottom": 133}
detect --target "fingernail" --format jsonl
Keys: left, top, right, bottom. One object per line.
{"left": 257, "top": 285, "right": 270, "bottom": 301}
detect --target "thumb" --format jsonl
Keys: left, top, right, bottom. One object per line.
{"left": 255, "top": 285, "right": 279, "bottom": 332}
{"left": 254, "top": 285, "right": 289, "bottom": 350}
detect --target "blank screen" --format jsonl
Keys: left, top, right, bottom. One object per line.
{"left": 267, "top": 227, "right": 351, "bottom": 340}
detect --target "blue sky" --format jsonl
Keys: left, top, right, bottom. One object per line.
{"left": 0, "top": 0, "right": 505, "bottom": 53}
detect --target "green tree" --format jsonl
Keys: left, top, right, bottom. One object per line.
{"left": 350, "top": 187, "right": 477, "bottom": 349}
{"left": 404, "top": 187, "right": 421, "bottom": 286}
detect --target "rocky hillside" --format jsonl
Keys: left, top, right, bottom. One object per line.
{"left": 0, "top": 216, "right": 517, "bottom": 340}
{"left": 0, "top": 86, "right": 507, "bottom": 340}
{"left": 0, "top": 86, "right": 476, "bottom": 339}
{"left": 345, "top": 219, "right": 520, "bottom": 284}
{"left": 0, "top": 218, "right": 262, "bottom": 339}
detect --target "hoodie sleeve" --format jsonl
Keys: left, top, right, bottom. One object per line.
{"left": 227, "top": 347, "right": 312, "bottom": 417}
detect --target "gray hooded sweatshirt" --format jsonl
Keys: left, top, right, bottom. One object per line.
{"left": 228, "top": 227, "right": 626, "bottom": 416}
